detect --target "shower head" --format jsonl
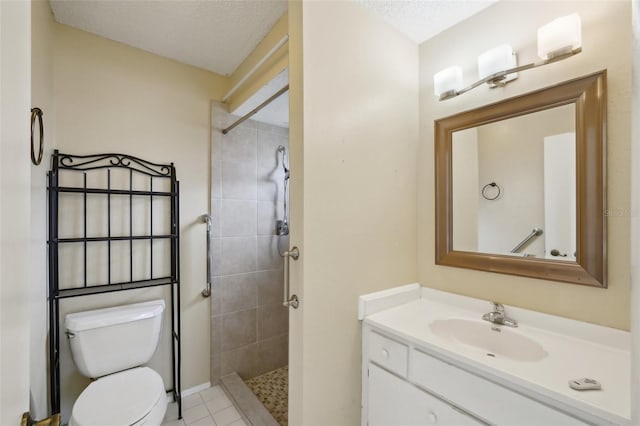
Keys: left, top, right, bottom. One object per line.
{"left": 277, "top": 145, "right": 290, "bottom": 180}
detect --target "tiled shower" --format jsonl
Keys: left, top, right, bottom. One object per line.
{"left": 210, "top": 102, "right": 289, "bottom": 383}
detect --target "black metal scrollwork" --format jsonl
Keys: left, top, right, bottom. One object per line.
{"left": 58, "top": 153, "right": 172, "bottom": 177}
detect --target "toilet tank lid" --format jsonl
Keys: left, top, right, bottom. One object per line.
{"left": 65, "top": 300, "right": 165, "bottom": 332}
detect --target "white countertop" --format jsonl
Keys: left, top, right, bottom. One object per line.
{"left": 362, "top": 286, "right": 630, "bottom": 424}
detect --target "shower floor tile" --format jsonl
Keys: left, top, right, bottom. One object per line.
{"left": 244, "top": 366, "right": 288, "bottom": 426}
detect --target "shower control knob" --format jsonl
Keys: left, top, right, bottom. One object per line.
{"left": 284, "top": 247, "right": 299, "bottom": 260}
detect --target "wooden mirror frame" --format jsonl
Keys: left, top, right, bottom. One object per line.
{"left": 435, "top": 70, "right": 607, "bottom": 287}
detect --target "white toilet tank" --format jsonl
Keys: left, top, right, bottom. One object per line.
{"left": 65, "top": 300, "right": 165, "bottom": 378}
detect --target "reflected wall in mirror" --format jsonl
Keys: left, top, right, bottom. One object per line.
{"left": 452, "top": 104, "right": 576, "bottom": 262}
{"left": 435, "top": 70, "right": 606, "bottom": 287}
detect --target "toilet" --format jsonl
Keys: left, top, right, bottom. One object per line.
{"left": 65, "top": 300, "right": 168, "bottom": 426}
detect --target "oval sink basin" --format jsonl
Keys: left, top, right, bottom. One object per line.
{"left": 430, "top": 318, "right": 548, "bottom": 362}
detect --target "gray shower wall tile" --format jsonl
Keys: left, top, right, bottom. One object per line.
{"left": 211, "top": 314, "right": 222, "bottom": 356}
{"left": 212, "top": 162, "right": 222, "bottom": 199}
{"left": 211, "top": 107, "right": 289, "bottom": 385}
{"left": 257, "top": 201, "right": 284, "bottom": 236}
{"left": 222, "top": 160, "right": 257, "bottom": 201}
{"left": 257, "top": 303, "right": 289, "bottom": 341}
{"left": 222, "top": 124, "right": 257, "bottom": 164}
{"left": 210, "top": 277, "right": 222, "bottom": 316}
{"left": 220, "top": 199, "right": 257, "bottom": 237}
{"left": 212, "top": 130, "right": 223, "bottom": 163}
{"left": 221, "top": 237, "right": 256, "bottom": 275}
{"left": 257, "top": 131, "right": 287, "bottom": 171}
{"left": 221, "top": 272, "right": 257, "bottom": 313}
{"left": 257, "top": 236, "right": 283, "bottom": 271}
{"left": 256, "top": 269, "right": 284, "bottom": 306}
{"left": 256, "top": 333, "right": 288, "bottom": 376}
{"left": 221, "top": 343, "right": 258, "bottom": 380}
{"left": 211, "top": 199, "right": 222, "bottom": 238}
{"left": 210, "top": 352, "right": 222, "bottom": 385}
{"left": 257, "top": 172, "right": 284, "bottom": 203}
{"left": 221, "top": 308, "right": 257, "bottom": 351}
{"left": 212, "top": 238, "right": 222, "bottom": 277}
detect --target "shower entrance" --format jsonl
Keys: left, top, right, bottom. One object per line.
{"left": 207, "top": 73, "right": 291, "bottom": 425}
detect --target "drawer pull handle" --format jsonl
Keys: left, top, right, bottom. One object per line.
{"left": 427, "top": 411, "right": 438, "bottom": 424}
{"left": 381, "top": 349, "right": 389, "bottom": 359}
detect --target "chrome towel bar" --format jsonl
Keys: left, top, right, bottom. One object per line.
{"left": 511, "top": 227, "right": 543, "bottom": 253}
{"left": 283, "top": 246, "right": 299, "bottom": 309}
{"left": 201, "top": 214, "right": 213, "bottom": 297}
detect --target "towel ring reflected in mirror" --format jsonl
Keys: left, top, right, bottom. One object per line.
{"left": 481, "top": 182, "right": 501, "bottom": 201}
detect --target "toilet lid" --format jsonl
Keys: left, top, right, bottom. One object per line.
{"left": 72, "top": 367, "right": 164, "bottom": 426}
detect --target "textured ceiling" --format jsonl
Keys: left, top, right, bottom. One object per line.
{"left": 49, "top": 0, "right": 288, "bottom": 76}
{"left": 49, "top": 0, "right": 498, "bottom": 128}
{"left": 357, "top": 0, "right": 498, "bottom": 43}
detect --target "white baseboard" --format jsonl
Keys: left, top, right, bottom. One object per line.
{"left": 166, "top": 381, "right": 211, "bottom": 402}
{"left": 182, "top": 382, "right": 212, "bottom": 397}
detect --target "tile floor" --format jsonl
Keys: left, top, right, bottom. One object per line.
{"left": 162, "top": 385, "right": 248, "bottom": 426}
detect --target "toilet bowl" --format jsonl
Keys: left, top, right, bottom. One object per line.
{"left": 70, "top": 367, "right": 167, "bottom": 426}
{"left": 65, "top": 300, "right": 168, "bottom": 426}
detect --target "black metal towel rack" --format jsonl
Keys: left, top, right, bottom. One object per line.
{"left": 47, "top": 150, "right": 182, "bottom": 418}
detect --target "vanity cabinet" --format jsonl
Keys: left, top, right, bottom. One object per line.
{"left": 368, "top": 363, "right": 482, "bottom": 426}
{"left": 363, "top": 327, "right": 593, "bottom": 426}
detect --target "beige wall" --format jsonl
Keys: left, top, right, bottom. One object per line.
{"left": 419, "top": 1, "right": 632, "bottom": 329}
{"left": 0, "top": 0, "right": 32, "bottom": 423}
{"left": 286, "top": 2, "right": 304, "bottom": 425}
{"left": 30, "top": 0, "right": 56, "bottom": 418}
{"left": 294, "top": 1, "right": 418, "bottom": 424}
{"left": 53, "top": 23, "right": 228, "bottom": 417}
{"left": 630, "top": 0, "right": 639, "bottom": 422}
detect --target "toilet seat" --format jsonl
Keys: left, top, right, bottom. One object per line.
{"left": 70, "top": 367, "right": 167, "bottom": 426}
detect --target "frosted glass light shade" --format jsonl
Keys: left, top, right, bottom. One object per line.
{"left": 537, "top": 13, "right": 582, "bottom": 60}
{"left": 433, "top": 66, "right": 463, "bottom": 97}
{"left": 477, "top": 44, "right": 516, "bottom": 79}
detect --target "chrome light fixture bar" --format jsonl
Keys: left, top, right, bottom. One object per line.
{"left": 435, "top": 13, "right": 582, "bottom": 102}
{"left": 438, "top": 47, "right": 582, "bottom": 101}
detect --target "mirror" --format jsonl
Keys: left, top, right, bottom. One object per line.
{"left": 452, "top": 104, "right": 576, "bottom": 261}
{"left": 435, "top": 70, "right": 606, "bottom": 287}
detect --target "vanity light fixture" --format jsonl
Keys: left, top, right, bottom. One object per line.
{"left": 433, "top": 66, "right": 464, "bottom": 98}
{"left": 477, "top": 44, "right": 518, "bottom": 87}
{"left": 434, "top": 13, "right": 582, "bottom": 101}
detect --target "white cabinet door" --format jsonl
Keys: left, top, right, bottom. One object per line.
{"left": 410, "top": 349, "right": 588, "bottom": 426}
{"left": 367, "top": 364, "right": 483, "bottom": 426}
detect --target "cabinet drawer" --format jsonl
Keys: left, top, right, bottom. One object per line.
{"left": 368, "top": 331, "right": 408, "bottom": 377}
{"left": 410, "top": 349, "right": 588, "bottom": 426}
{"left": 368, "top": 363, "right": 483, "bottom": 426}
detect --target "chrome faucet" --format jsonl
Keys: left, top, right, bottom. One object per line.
{"left": 482, "top": 302, "right": 518, "bottom": 328}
